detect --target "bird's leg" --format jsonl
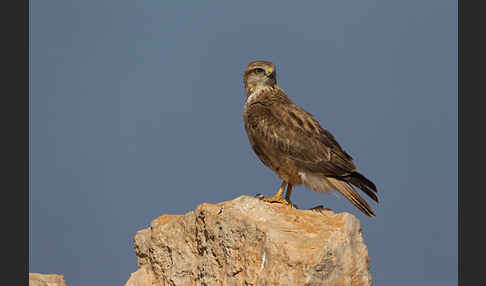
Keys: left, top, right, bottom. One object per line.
{"left": 257, "top": 181, "right": 286, "bottom": 203}
{"left": 284, "top": 184, "right": 297, "bottom": 208}
{"left": 285, "top": 183, "right": 293, "bottom": 201}
{"left": 257, "top": 181, "right": 295, "bottom": 207}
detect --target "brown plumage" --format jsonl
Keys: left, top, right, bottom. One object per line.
{"left": 242, "top": 60, "right": 379, "bottom": 217}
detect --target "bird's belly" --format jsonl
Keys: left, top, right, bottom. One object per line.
{"left": 255, "top": 144, "right": 304, "bottom": 185}
{"left": 273, "top": 160, "right": 304, "bottom": 185}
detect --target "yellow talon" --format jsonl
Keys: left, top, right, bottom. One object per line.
{"left": 257, "top": 181, "right": 298, "bottom": 208}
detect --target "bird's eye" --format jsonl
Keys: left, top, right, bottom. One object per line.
{"left": 254, "top": 68, "right": 265, "bottom": 74}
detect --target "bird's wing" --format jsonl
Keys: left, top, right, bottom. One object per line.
{"left": 244, "top": 96, "right": 379, "bottom": 217}
{"left": 244, "top": 100, "right": 356, "bottom": 177}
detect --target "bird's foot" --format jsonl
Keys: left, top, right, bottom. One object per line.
{"left": 308, "top": 205, "right": 333, "bottom": 214}
{"left": 256, "top": 194, "right": 298, "bottom": 209}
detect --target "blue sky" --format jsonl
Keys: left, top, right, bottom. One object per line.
{"left": 30, "top": 1, "right": 457, "bottom": 285}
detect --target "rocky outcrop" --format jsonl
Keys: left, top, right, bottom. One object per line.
{"left": 125, "top": 195, "right": 372, "bottom": 286}
{"left": 29, "top": 273, "right": 66, "bottom": 286}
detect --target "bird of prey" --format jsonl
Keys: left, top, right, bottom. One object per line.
{"left": 242, "top": 60, "right": 379, "bottom": 217}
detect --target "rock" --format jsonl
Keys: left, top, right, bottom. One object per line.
{"left": 125, "top": 266, "right": 157, "bottom": 286}
{"left": 29, "top": 273, "right": 66, "bottom": 286}
{"left": 126, "top": 195, "right": 372, "bottom": 286}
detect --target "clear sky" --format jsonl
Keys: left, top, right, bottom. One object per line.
{"left": 30, "top": 1, "right": 457, "bottom": 285}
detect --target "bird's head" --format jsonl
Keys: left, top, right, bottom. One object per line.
{"left": 243, "top": 60, "right": 277, "bottom": 89}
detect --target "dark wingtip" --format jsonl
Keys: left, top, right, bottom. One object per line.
{"left": 348, "top": 172, "right": 379, "bottom": 202}
{"left": 356, "top": 172, "right": 378, "bottom": 193}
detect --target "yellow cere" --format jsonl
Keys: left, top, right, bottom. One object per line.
{"left": 267, "top": 67, "right": 273, "bottom": 73}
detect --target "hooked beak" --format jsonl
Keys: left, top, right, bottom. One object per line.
{"left": 266, "top": 67, "right": 275, "bottom": 78}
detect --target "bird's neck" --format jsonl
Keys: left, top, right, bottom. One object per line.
{"left": 245, "top": 84, "right": 279, "bottom": 103}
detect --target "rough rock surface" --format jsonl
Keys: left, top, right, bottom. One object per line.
{"left": 29, "top": 273, "right": 66, "bottom": 286}
{"left": 125, "top": 195, "right": 372, "bottom": 286}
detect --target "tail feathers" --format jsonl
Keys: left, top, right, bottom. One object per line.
{"left": 298, "top": 171, "right": 377, "bottom": 217}
{"left": 327, "top": 177, "right": 376, "bottom": 217}
{"left": 346, "top": 172, "right": 379, "bottom": 203}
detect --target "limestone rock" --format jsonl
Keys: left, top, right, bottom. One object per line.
{"left": 125, "top": 266, "right": 157, "bottom": 286}
{"left": 126, "top": 195, "right": 372, "bottom": 286}
{"left": 29, "top": 273, "right": 66, "bottom": 286}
